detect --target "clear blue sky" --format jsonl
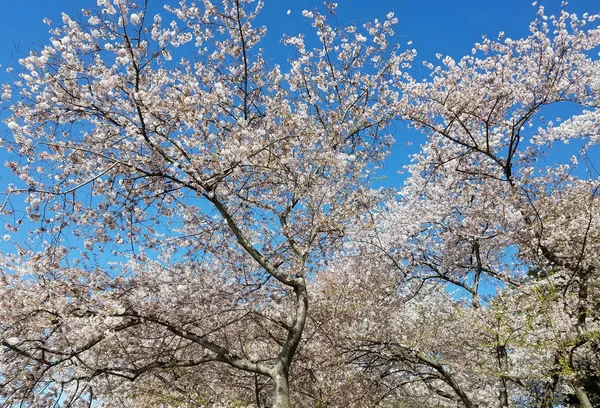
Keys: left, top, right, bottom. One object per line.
{"left": 2, "top": 0, "right": 598, "bottom": 74}
{"left": 0, "top": 0, "right": 598, "bottom": 185}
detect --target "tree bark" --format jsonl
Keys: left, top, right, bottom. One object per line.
{"left": 416, "top": 353, "right": 476, "bottom": 408}
{"left": 270, "top": 282, "right": 308, "bottom": 407}
{"left": 496, "top": 344, "right": 509, "bottom": 407}
{"left": 574, "top": 385, "right": 593, "bottom": 408}
{"left": 272, "top": 369, "right": 291, "bottom": 408}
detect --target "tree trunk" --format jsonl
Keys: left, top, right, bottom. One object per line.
{"left": 496, "top": 344, "right": 509, "bottom": 407}
{"left": 272, "top": 369, "right": 291, "bottom": 408}
{"left": 417, "top": 353, "right": 476, "bottom": 408}
{"left": 574, "top": 385, "right": 593, "bottom": 408}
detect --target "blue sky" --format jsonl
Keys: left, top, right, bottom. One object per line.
{"left": 0, "top": 0, "right": 598, "bottom": 225}
{"left": 2, "top": 0, "right": 598, "bottom": 77}
{"left": 0, "top": 0, "right": 598, "bottom": 175}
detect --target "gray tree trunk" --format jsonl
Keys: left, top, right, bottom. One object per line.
{"left": 272, "top": 370, "right": 291, "bottom": 408}
{"left": 574, "top": 385, "right": 593, "bottom": 408}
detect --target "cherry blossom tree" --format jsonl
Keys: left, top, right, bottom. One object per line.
{"left": 314, "top": 4, "right": 600, "bottom": 408}
{"left": 2, "top": 0, "right": 600, "bottom": 407}
{"left": 0, "top": 0, "right": 414, "bottom": 406}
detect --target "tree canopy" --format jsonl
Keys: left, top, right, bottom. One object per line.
{"left": 0, "top": 1, "right": 599, "bottom": 407}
